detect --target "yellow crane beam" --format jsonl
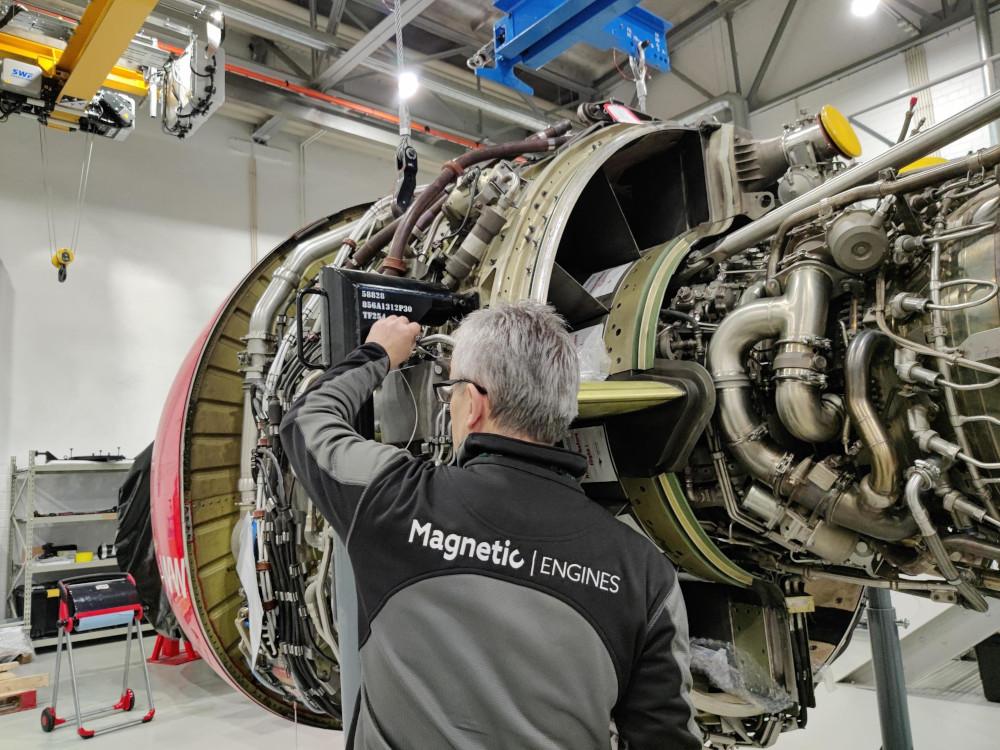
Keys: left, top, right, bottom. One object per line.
{"left": 55, "top": 0, "right": 157, "bottom": 103}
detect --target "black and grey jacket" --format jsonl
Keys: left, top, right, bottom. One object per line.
{"left": 280, "top": 343, "right": 702, "bottom": 750}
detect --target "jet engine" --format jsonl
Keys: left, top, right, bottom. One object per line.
{"left": 151, "top": 93, "right": 1000, "bottom": 746}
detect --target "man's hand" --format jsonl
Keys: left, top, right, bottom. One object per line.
{"left": 366, "top": 316, "right": 421, "bottom": 369}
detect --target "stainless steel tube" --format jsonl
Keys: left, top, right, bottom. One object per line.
{"left": 709, "top": 270, "right": 917, "bottom": 541}
{"left": 974, "top": 0, "right": 1000, "bottom": 146}
{"left": 710, "top": 266, "right": 841, "bottom": 481}
{"left": 821, "top": 486, "right": 917, "bottom": 542}
{"left": 943, "top": 535, "right": 1000, "bottom": 561}
{"left": 708, "top": 286, "right": 791, "bottom": 485}
{"left": 773, "top": 267, "right": 843, "bottom": 442}
{"left": 845, "top": 329, "right": 900, "bottom": 509}
{"left": 905, "top": 470, "right": 989, "bottom": 612}
{"left": 698, "top": 90, "right": 1000, "bottom": 268}
{"left": 245, "top": 220, "right": 360, "bottom": 382}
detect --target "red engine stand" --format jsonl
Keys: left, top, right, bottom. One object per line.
{"left": 147, "top": 635, "right": 200, "bottom": 666}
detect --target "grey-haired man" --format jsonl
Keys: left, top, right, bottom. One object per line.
{"left": 280, "top": 301, "right": 701, "bottom": 750}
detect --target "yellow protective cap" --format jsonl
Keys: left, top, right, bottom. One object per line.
{"left": 819, "top": 104, "right": 862, "bottom": 159}
{"left": 899, "top": 155, "right": 948, "bottom": 174}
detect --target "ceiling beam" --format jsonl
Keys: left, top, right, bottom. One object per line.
{"left": 192, "top": 1, "right": 549, "bottom": 133}
{"left": 881, "top": 1, "right": 923, "bottom": 35}
{"left": 746, "top": 0, "right": 798, "bottom": 106}
{"left": 359, "top": 55, "right": 549, "bottom": 130}
{"left": 261, "top": 37, "right": 309, "bottom": 79}
{"left": 229, "top": 57, "right": 483, "bottom": 145}
{"left": 671, "top": 66, "right": 715, "bottom": 101}
{"left": 251, "top": 42, "right": 478, "bottom": 142}
{"left": 725, "top": 11, "right": 741, "bottom": 94}
{"left": 889, "top": 0, "right": 939, "bottom": 22}
{"left": 313, "top": 0, "right": 438, "bottom": 91}
{"left": 210, "top": 0, "right": 337, "bottom": 52}
{"left": 252, "top": 113, "right": 285, "bottom": 143}
{"left": 326, "top": 0, "right": 347, "bottom": 37}
{"left": 229, "top": 78, "right": 460, "bottom": 163}
{"left": 670, "top": 0, "right": 753, "bottom": 47}
{"left": 848, "top": 116, "right": 895, "bottom": 147}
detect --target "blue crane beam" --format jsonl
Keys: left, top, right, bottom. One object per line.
{"left": 476, "top": 0, "right": 671, "bottom": 95}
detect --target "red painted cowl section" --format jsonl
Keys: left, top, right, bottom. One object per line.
{"left": 149, "top": 301, "right": 238, "bottom": 690}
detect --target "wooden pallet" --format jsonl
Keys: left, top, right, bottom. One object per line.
{"left": 0, "top": 661, "right": 48, "bottom": 715}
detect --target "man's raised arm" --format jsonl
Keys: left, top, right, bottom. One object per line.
{"left": 279, "top": 316, "right": 421, "bottom": 537}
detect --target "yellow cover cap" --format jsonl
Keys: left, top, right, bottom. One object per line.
{"left": 819, "top": 104, "right": 862, "bottom": 159}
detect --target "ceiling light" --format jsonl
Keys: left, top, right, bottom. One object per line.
{"left": 851, "top": 0, "right": 881, "bottom": 17}
{"left": 398, "top": 71, "right": 419, "bottom": 101}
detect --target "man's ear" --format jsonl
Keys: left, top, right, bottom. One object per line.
{"left": 465, "top": 382, "right": 489, "bottom": 429}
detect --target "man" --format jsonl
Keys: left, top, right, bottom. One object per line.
{"left": 280, "top": 301, "right": 701, "bottom": 750}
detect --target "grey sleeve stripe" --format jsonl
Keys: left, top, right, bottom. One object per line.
{"left": 661, "top": 576, "right": 701, "bottom": 741}
{"left": 295, "top": 358, "right": 406, "bottom": 487}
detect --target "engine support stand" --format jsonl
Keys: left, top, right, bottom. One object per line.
{"left": 866, "top": 587, "right": 913, "bottom": 750}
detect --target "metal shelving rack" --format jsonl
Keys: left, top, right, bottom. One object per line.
{"left": 5, "top": 451, "right": 133, "bottom": 644}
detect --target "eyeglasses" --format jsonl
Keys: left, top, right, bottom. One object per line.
{"left": 432, "top": 378, "right": 488, "bottom": 404}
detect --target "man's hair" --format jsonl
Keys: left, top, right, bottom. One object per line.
{"left": 450, "top": 301, "right": 579, "bottom": 444}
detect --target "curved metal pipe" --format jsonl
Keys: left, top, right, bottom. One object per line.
{"left": 710, "top": 270, "right": 916, "bottom": 541}
{"left": 245, "top": 220, "right": 360, "bottom": 381}
{"left": 708, "top": 286, "right": 791, "bottom": 485}
{"left": 905, "top": 470, "right": 988, "bottom": 612}
{"left": 845, "top": 329, "right": 900, "bottom": 509}
{"left": 943, "top": 535, "right": 1000, "bottom": 561}
{"left": 418, "top": 333, "right": 456, "bottom": 349}
{"left": 709, "top": 265, "right": 843, "bottom": 484}
{"left": 776, "top": 385, "right": 843, "bottom": 443}
{"left": 822, "top": 487, "right": 917, "bottom": 542}
{"left": 773, "top": 268, "right": 843, "bottom": 442}
{"left": 265, "top": 200, "right": 398, "bottom": 405}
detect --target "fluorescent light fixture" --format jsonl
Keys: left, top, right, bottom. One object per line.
{"left": 398, "top": 71, "right": 419, "bottom": 100}
{"left": 851, "top": 0, "right": 880, "bottom": 17}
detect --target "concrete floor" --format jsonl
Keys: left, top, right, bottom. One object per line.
{"left": 2, "top": 637, "right": 344, "bottom": 749}
{"left": 3, "top": 634, "right": 998, "bottom": 749}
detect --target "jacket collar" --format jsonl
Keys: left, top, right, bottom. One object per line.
{"left": 458, "top": 432, "right": 588, "bottom": 480}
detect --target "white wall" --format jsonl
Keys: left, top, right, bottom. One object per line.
{"left": 0, "top": 108, "right": 434, "bottom": 608}
{"left": 0, "top": 112, "right": 418, "bottom": 461}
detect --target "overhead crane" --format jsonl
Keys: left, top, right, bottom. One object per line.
{"left": 0, "top": 0, "right": 157, "bottom": 137}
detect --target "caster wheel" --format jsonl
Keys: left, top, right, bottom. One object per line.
{"left": 40, "top": 707, "right": 56, "bottom": 733}
{"left": 123, "top": 689, "right": 135, "bottom": 712}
